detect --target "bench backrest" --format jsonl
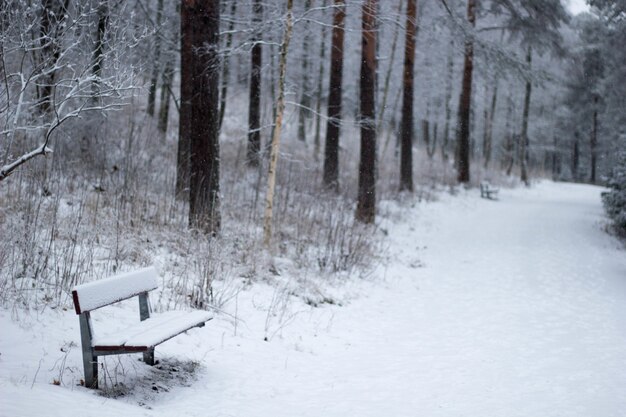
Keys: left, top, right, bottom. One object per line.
{"left": 72, "top": 266, "right": 159, "bottom": 314}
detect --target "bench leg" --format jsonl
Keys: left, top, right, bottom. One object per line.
{"left": 82, "top": 350, "right": 98, "bottom": 388}
{"left": 143, "top": 348, "right": 155, "bottom": 366}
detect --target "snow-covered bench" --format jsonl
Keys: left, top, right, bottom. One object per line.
{"left": 71, "top": 266, "right": 212, "bottom": 389}
{"left": 480, "top": 181, "right": 499, "bottom": 200}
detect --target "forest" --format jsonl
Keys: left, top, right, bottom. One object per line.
{"left": 1, "top": 0, "right": 626, "bottom": 415}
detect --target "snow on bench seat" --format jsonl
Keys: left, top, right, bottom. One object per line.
{"left": 72, "top": 267, "right": 159, "bottom": 314}
{"left": 92, "top": 310, "right": 213, "bottom": 351}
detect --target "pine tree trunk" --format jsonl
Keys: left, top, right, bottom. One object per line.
{"left": 313, "top": 0, "right": 328, "bottom": 160}
{"left": 356, "top": 0, "right": 378, "bottom": 224}
{"left": 176, "top": 1, "right": 193, "bottom": 198}
{"left": 157, "top": 59, "right": 173, "bottom": 134}
{"left": 520, "top": 46, "right": 532, "bottom": 186}
{"left": 322, "top": 0, "right": 346, "bottom": 190}
{"left": 188, "top": 0, "right": 221, "bottom": 234}
{"left": 91, "top": 3, "right": 108, "bottom": 98}
{"left": 219, "top": 0, "right": 237, "bottom": 130}
{"left": 297, "top": 0, "right": 312, "bottom": 142}
{"left": 590, "top": 95, "right": 598, "bottom": 183}
{"left": 484, "top": 77, "right": 497, "bottom": 168}
{"left": 441, "top": 39, "right": 454, "bottom": 161}
{"left": 263, "top": 0, "right": 294, "bottom": 247}
{"left": 247, "top": 0, "right": 263, "bottom": 166}
{"left": 147, "top": 0, "right": 164, "bottom": 117}
{"left": 399, "top": 0, "right": 416, "bottom": 192}
{"left": 377, "top": 0, "right": 404, "bottom": 134}
{"left": 455, "top": 0, "right": 475, "bottom": 184}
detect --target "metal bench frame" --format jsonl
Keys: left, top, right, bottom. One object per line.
{"left": 480, "top": 182, "right": 499, "bottom": 200}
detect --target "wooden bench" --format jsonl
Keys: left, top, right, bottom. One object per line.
{"left": 72, "top": 266, "right": 212, "bottom": 389}
{"left": 480, "top": 181, "right": 499, "bottom": 200}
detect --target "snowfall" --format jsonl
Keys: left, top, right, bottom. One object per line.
{"left": 2, "top": 181, "right": 625, "bottom": 417}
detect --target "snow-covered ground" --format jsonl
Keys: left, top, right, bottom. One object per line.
{"left": 2, "top": 181, "right": 625, "bottom": 417}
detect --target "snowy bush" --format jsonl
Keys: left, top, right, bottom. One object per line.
{"left": 602, "top": 151, "right": 626, "bottom": 233}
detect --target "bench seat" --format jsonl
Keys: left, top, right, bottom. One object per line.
{"left": 93, "top": 310, "right": 213, "bottom": 352}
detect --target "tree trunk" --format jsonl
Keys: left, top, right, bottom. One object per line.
{"left": 313, "top": 0, "right": 328, "bottom": 160}
{"left": 176, "top": 2, "right": 193, "bottom": 197}
{"left": 454, "top": 0, "right": 476, "bottom": 184}
{"left": 520, "top": 45, "right": 532, "bottom": 186}
{"left": 572, "top": 133, "right": 579, "bottom": 181}
{"left": 377, "top": 0, "right": 404, "bottom": 134}
{"left": 297, "top": 0, "right": 312, "bottom": 142}
{"left": 188, "top": 0, "right": 221, "bottom": 234}
{"left": 157, "top": 59, "right": 173, "bottom": 134}
{"left": 322, "top": 0, "right": 346, "bottom": 190}
{"left": 356, "top": 0, "right": 377, "bottom": 224}
{"left": 91, "top": 2, "right": 108, "bottom": 98}
{"left": 590, "top": 95, "right": 598, "bottom": 183}
{"left": 147, "top": 0, "right": 164, "bottom": 117}
{"left": 38, "top": 0, "right": 70, "bottom": 114}
{"left": 264, "top": 0, "right": 294, "bottom": 247}
{"left": 441, "top": 39, "right": 454, "bottom": 161}
{"left": 399, "top": 0, "right": 416, "bottom": 192}
{"left": 247, "top": 0, "right": 263, "bottom": 166}
{"left": 484, "top": 77, "right": 498, "bottom": 168}
{"left": 219, "top": 0, "right": 237, "bottom": 130}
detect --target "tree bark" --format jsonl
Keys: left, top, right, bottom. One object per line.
{"left": 399, "top": 0, "right": 416, "bottom": 192}
{"left": 441, "top": 39, "right": 453, "bottom": 161}
{"left": 590, "top": 95, "right": 598, "bottom": 183}
{"left": 157, "top": 59, "right": 173, "bottom": 134}
{"left": 176, "top": 1, "right": 193, "bottom": 197}
{"left": 313, "top": 0, "right": 328, "bottom": 160}
{"left": 322, "top": 0, "right": 346, "bottom": 190}
{"left": 147, "top": 0, "right": 164, "bottom": 117}
{"left": 187, "top": 0, "right": 221, "bottom": 234}
{"left": 520, "top": 45, "right": 532, "bottom": 186}
{"left": 356, "top": 0, "right": 377, "bottom": 224}
{"left": 247, "top": 0, "right": 263, "bottom": 166}
{"left": 264, "top": 0, "right": 294, "bottom": 247}
{"left": 219, "top": 0, "right": 238, "bottom": 130}
{"left": 91, "top": 2, "right": 108, "bottom": 98}
{"left": 484, "top": 77, "right": 498, "bottom": 168}
{"left": 297, "top": 0, "right": 312, "bottom": 142}
{"left": 454, "top": 0, "right": 475, "bottom": 184}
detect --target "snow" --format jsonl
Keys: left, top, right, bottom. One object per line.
{"left": 72, "top": 267, "right": 159, "bottom": 313}
{"left": 92, "top": 310, "right": 213, "bottom": 348}
{"left": 2, "top": 181, "right": 626, "bottom": 417}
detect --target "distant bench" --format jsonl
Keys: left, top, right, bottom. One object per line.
{"left": 72, "top": 266, "right": 212, "bottom": 389}
{"left": 480, "top": 181, "right": 499, "bottom": 200}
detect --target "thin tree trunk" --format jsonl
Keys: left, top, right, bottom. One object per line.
{"left": 147, "top": 0, "right": 164, "bottom": 117}
{"left": 455, "top": 0, "right": 476, "bottom": 183}
{"left": 219, "top": 0, "right": 237, "bottom": 130}
{"left": 264, "top": 0, "right": 294, "bottom": 247}
{"left": 428, "top": 122, "right": 438, "bottom": 158}
{"left": 572, "top": 132, "right": 579, "bottom": 181}
{"left": 356, "top": 0, "right": 377, "bottom": 224}
{"left": 297, "top": 0, "right": 312, "bottom": 142}
{"left": 176, "top": 2, "right": 193, "bottom": 198}
{"left": 377, "top": 0, "right": 404, "bottom": 134}
{"left": 441, "top": 39, "right": 454, "bottom": 161}
{"left": 247, "top": 0, "right": 263, "bottom": 166}
{"left": 38, "top": 0, "right": 70, "bottom": 114}
{"left": 590, "top": 95, "right": 598, "bottom": 183}
{"left": 399, "top": 0, "right": 416, "bottom": 192}
{"left": 157, "top": 59, "right": 173, "bottom": 134}
{"left": 313, "top": 0, "right": 328, "bottom": 160}
{"left": 484, "top": 77, "right": 497, "bottom": 168}
{"left": 322, "top": 0, "right": 346, "bottom": 190}
{"left": 188, "top": 0, "right": 221, "bottom": 234}
{"left": 91, "top": 3, "right": 108, "bottom": 98}
{"left": 520, "top": 45, "right": 532, "bottom": 186}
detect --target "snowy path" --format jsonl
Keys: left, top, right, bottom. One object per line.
{"left": 3, "top": 182, "right": 626, "bottom": 417}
